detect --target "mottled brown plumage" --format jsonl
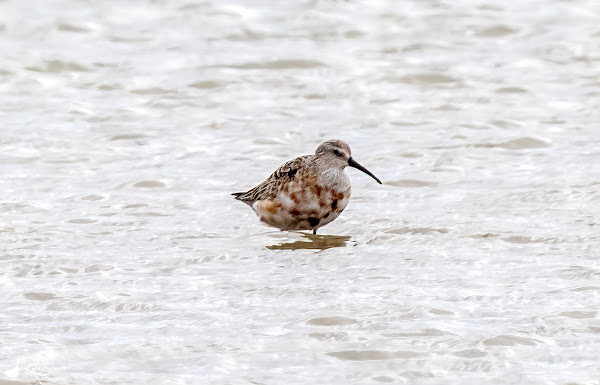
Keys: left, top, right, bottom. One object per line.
{"left": 231, "top": 155, "right": 310, "bottom": 205}
{"left": 232, "top": 140, "right": 382, "bottom": 234}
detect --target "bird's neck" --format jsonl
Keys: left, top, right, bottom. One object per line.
{"left": 317, "top": 167, "right": 349, "bottom": 191}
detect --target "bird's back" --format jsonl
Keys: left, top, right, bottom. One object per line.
{"left": 232, "top": 155, "right": 313, "bottom": 206}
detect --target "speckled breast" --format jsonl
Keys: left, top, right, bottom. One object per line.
{"left": 253, "top": 178, "right": 351, "bottom": 231}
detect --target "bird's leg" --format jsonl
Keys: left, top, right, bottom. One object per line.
{"left": 312, "top": 228, "right": 317, "bottom": 235}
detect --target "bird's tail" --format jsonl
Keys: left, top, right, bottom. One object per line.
{"left": 231, "top": 192, "right": 245, "bottom": 200}
{"left": 231, "top": 191, "right": 255, "bottom": 207}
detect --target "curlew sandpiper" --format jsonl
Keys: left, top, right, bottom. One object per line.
{"left": 232, "top": 139, "right": 382, "bottom": 235}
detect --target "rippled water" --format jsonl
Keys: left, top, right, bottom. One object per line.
{"left": 2, "top": 0, "right": 600, "bottom": 384}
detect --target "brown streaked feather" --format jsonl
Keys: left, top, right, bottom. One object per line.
{"left": 231, "top": 155, "right": 312, "bottom": 205}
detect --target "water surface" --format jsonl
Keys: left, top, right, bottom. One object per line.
{"left": 1, "top": 0, "right": 599, "bottom": 384}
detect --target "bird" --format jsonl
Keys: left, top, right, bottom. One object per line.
{"left": 232, "top": 139, "right": 382, "bottom": 235}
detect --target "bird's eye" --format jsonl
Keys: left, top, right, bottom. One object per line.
{"left": 333, "top": 149, "right": 342, "bottom": 157}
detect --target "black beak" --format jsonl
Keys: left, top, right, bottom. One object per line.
{"left": 348, "top": 157, "right": 382, "bottom": 184}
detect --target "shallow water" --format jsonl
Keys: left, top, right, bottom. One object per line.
{"left": 1, "top": 0, "right": 600, "bottom": 384}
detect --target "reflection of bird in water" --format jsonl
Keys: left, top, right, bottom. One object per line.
{"left": 267, "top": 233, "right": 351, "bottom": 250}
{"left": 4, "top": 360, "right": 20, "bottom": 379}
{"left": 233, "top": 140, "right": 382, "bottom": 234}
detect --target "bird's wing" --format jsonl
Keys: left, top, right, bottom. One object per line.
{"left": 232, "top": 155, "right": 310, "bottom": 205}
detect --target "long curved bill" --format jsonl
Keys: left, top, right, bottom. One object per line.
{"left": 348, "top": 157, "right": 382, "bottom": 184}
